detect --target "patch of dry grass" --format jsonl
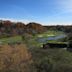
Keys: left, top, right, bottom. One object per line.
{"left": 0, "top": 44, "right": 33, "bottom": 72}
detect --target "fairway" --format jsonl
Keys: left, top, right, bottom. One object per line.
{"left": 0, "top": 36, "right": 22, "bottom": 44}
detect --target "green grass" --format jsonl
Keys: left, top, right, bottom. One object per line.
{"left": 0, "top": 30, "right": 66, "bottom": 46}
{"left": 0, "top": 36, "right": 22, "bottom": 44}
{"left": 47, "top": 40, "right": 67, "bottom": 44}
{"left": 37, "top": 30, "right": 65, "bottom": 38}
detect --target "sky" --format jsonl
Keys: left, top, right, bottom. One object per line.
{"left": 0, "top": 0, "right": 72, "bottom": 25}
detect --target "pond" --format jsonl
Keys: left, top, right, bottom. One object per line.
{"left": 36, "top": 34, "right": 66, "bottom": 43}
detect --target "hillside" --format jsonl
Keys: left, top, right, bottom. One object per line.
{"left": 0, "top": 20, "right": 72, "bottom": 38}
{"left": 26, "top": 22, "right": 47, "bottom": 34}
{"left": 0, "top": 20, "right": 47, "bottom": 37}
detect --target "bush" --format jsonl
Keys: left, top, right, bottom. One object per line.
{"left": 0, "top": 44, "right": 34, "bottom": 72}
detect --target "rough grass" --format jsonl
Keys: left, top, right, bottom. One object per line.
{"left": 30, "top": 47, "right": 72, "bottom": 72}
{"left": 0, "top": 44, "right": 33, "bottom": 72}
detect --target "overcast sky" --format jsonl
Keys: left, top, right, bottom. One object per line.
{"left": 0, "top": 0, "right": 72, "bottom": 25}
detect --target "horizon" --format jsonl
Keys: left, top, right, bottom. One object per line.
{"left": 0, "top": 0, "right": 72, "bottom": 25}
{"left": 0, "top": 18, "right": 72, "bottom": 26}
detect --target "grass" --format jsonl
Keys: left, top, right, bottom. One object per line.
{"left": 0, "top": 36, "right": 22, "bottom": 44}
{"left": 30, "top": 47, "right": 72, "bottom": 72}
{"left": 47, "top": 40, "right": 67, "bottom": 44}
{"left": 0, "top": 30, "right": 72, "bottom": 72}
{"left": 37, "top": 30, "right": 65, "bottom": 38}
{"left": 0, "top": 44, "right": 33, "bottom": 72}
{"left": 0, "top": 30, "right": 66, "bottom": 47}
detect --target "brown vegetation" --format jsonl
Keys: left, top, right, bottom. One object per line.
{"left": 0, "top": 20, "right": 72, "bottom": 37}
{"left": 0, "top": 44, "right": 33, "bottom": 72}
{"left": 26, "top": 22, "right": 47, "bottom": 34}
{"left": 0, "top": 20, "right": 47, "bottom": 37}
